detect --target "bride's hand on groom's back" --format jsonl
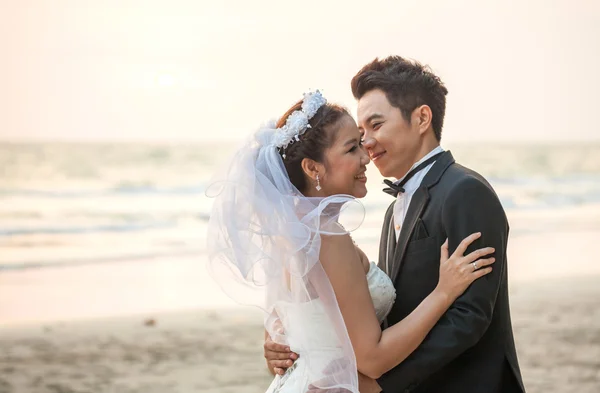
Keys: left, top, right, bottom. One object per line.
{"left": 435, "top": 232, "right": 496, "bottom": 301}
{"left": 263, "top": 336, "right": 298, "bottom": 375}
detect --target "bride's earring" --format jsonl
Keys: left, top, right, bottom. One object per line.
{"left": 315, "top": 174, "right": 322, "bottom": 191}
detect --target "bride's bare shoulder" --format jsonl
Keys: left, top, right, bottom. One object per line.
{"left": 319, "top": 232, "right": 354, "bottom": 258}
{"left": 320, "top": 231, "right": 354, "bottom": 248}
{"left": 319, "top": 232, "right": 370, "bottom": 273}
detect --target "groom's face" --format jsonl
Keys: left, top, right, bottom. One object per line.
{"left": 357, "top": 89, "right": 421, "bottom": 179}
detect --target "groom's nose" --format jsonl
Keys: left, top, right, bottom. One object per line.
{"left": 362, "top": 135, "right": 376, "bottom": 150}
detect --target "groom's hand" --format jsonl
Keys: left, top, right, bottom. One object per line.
{"left": 264, "top": 336, "right": 298, "bottom": 375}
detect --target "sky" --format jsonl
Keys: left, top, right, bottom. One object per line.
{"left": 1, "top": 0, "right": 599, "bottom": 143}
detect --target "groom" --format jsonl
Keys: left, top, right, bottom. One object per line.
{"left": 264, "top": 56, "right": 525, "bottom": 393}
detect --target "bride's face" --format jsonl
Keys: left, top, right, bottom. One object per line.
{"left": 320, "top": 115, "right": 370, "bottom": 198}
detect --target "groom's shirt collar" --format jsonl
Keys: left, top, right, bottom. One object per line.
{"left": 393, "top": 145, "right": 445, "bottom": 192}
{"left": 392, "top": 145, "right": 445, "bottom": 238}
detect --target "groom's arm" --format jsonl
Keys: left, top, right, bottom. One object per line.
{"left": 377, "top": 176, "right": 508, "bottom": 392}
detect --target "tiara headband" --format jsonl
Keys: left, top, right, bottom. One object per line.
{"left": 272, "top": 90, "right": 327, "bottom": 157}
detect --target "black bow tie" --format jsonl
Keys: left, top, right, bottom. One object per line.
{"left": 383, "top": 152, "right": 444, "bottom": 197}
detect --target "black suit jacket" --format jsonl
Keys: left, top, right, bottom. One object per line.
{"left": 376, "top": 151, "right": 525, "bottom": 393}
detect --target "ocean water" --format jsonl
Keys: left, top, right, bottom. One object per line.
{"left": 1, "top": 142, "right": 600, "bottom": 270}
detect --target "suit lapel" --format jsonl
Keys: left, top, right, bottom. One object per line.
{"left": 388, "top": 151, "right": 456, "bottom": 284}
{"left": 390, "top": 187, "right": 429, "bottom": 283}
{"left": 378, "top": 202, "right": 396, "bottom": 276}
{"left": 385, "top": 214, "right": 397, "bottom": 275}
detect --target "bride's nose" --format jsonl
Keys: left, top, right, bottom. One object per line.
{"left": 360, "top": 146, "right": 371, "bottom": 164}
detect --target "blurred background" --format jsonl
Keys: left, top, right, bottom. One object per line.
{"left": 0, "top": 1, "right": 599, "bottom": 392}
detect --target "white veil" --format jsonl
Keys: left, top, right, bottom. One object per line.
{"left": 206, "top": 119, "right": 363, "bottom": 392}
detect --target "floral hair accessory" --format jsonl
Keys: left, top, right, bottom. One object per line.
{"left": 273, "top": 90, "right": 327, "bottom": 154}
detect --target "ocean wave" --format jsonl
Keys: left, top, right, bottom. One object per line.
{"left": 0, "top": 184, "right": 208, "bottom": 198}
{"left": 487, "top": 173, "right": 600, "bottom": 186}
{"left": 0, "top": 247, "right": 206, "bottom": 271}
{"left": 0, "top": 221, "right": 175, "bottom": 237}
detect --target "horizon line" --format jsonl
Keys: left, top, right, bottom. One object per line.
{"left": 1, "top": 137, "right": 599, "bottom": 146}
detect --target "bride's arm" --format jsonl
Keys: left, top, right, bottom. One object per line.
{"left": 320, "top": 233, "right": 494, "bottom": 379}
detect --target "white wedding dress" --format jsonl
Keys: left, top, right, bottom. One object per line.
{"left": 266, "top": 262, "right": 397, "bottom": 392}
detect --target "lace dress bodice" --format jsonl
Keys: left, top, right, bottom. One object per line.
{"left": 366, "top": 261, "right": 397, "bottom": 322}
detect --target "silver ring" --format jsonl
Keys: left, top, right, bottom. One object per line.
{"left": 472, "top": 262, "right": 479, "bottom": 270}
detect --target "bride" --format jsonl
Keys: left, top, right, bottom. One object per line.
{"left": 206, "top": 91, "right": 495, "bottom": 392}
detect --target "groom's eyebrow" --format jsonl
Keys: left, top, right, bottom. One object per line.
{"left": 344, "top": 138, "right": 358, "bottom": 146}
{"left": 365, "top": 113, "right": 384, "bottom": 124}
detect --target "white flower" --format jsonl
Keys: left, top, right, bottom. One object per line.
{"left": 271, "top": 126, "right": 291, "bottom": 148}
{"left": 270, "top": 89, "right": 327, "bottom": 149}
{"left": 285, "top": 111, "right": 309, "bottom": 136}
{"left": 301, "top": 90, "right": 327, "bottom": 118}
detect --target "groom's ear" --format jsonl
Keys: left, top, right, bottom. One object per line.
{"left": 413, "top": 105, "right": 433, "bottom": 135}
{"left": 300, "top": 158, "right": 323, "bottom": 181}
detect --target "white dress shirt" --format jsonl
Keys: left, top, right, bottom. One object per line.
{"left": 393, "top": 146, "right": 445, "bottom": 240}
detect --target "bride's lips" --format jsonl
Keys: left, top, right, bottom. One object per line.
{"left": 354, "top": 172, "right": 367, "bottom": 183}
{"left": 370, "top": 151, "right": 386, "bottom": 161}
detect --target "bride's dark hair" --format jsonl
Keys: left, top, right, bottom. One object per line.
{"left": 277, "top": 101, "right": 350, "bottom": 193}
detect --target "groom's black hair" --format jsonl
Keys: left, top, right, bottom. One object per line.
{"left": 351, "top": 56, "right": 448, "bottom": 141}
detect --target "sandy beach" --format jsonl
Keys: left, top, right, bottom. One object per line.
{"left": 1, "top": 276, "right": 599, "bottom": 393}
{"left": 0, "top": 309, "right": 270, "bottom": 393}
{"left": 1, "top": 227, "right": 599, "bottom": 393}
